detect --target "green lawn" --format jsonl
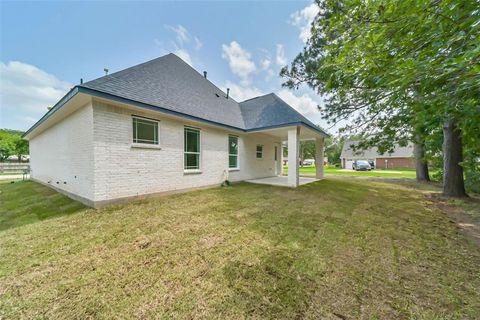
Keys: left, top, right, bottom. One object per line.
{"left": 0, "top": 180, "right": 85, "bottom": 231}
{"left": 1, "top": 179, "right": 479, "bottom": 319}
{"left": 284, "top": 165, "right": 418, "bottom": 179}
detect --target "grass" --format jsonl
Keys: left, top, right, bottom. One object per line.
{"left": 1, "top": 179, "right": 480, "bottom": 319}
{"left": 284, "top": 165, "right": 418, "bottom": 178}
{"left": 0, "top": 181, "right": 85, "bottom": 231}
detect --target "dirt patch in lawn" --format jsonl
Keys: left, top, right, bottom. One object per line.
{"left": 428, "top": 193, "right": 480, "bottom": 247}
{"left": 386, "top": 178, "right": 480, "bottom": 248}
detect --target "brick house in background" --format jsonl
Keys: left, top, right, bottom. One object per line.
{"left": 340, "top": 140, "right": 415, "bottom": 169}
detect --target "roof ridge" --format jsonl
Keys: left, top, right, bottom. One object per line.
{"left": 165, "top": 54, "right": 246, "bottom": 128}
{"left": 168, "top": 53, "right": 242, "bottom": 103}
{"left": 82, "top": 54, "right": 175, "bottom": 86}
{"left": 165, "top": 54, "right": 246, "bottom": 127}
{"left": 239, "top": 92, "right": 273, "bottom": 103}
{"left": 270, "top": 92, "right": 322, "bottom": 128}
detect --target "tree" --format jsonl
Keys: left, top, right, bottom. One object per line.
{"left": 300, "top": 141, "right": 316, "bottom": 165}
{"left": 0, "top": 130, "right": 15, "bottom": 161}
{"left": 281, "top": 0, "right": 479, "bottom": 196}
{"left": 0, "top": 129, "right": 29, "bottom": 162}
{"left": 13, "top": 135, "right": 29, "bottom": 161}
{"left": 324, "top": 136, "right": 345, "bottom": 165}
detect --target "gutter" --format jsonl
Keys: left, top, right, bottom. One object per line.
{"left": 24, "top": 85, "right": 330, "bottom": 139}
{"left": 246, "top": 122, "right": 330, "bottom": 137}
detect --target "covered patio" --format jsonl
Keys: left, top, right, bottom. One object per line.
{"left": 247, "top": 123, "right": 328, "bottom": 188}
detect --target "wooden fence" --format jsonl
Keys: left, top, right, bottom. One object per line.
{"left": 0, "top": 162, "right": 30, "bottom": 173}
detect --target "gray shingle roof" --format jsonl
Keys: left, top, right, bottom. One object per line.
{"left": 81, "top": 53, "right": 246, "bottom": 129}
{"left": 79, "top": 53, "right": 326, "bottom": 135}
{"left": 239, "top": 93, "right": 327, "bottom": 135}
{"left": 341, "top": 140, "right": 414, "bottom": 159}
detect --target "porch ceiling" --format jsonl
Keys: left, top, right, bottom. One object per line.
{"left": 248, "top": 125, "right": 325, "bottom": 141}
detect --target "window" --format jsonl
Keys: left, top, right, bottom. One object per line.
{"left": 184, "top": 127, "right": 200, "bottom": 170}
{"left": 229, "top": 135, "right": 239, "bottom": 169}
{"left": 132, "top": 116, "right": 158, "bottom": 144}
{"left": 256, "top": 145, "right": 263, "bottom": 159}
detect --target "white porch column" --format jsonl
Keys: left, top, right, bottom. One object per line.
{"left": 278, "top": 143, "right": 284, "bottom": 176}
{"left": 288, "top": 127, "right": 300, "bottom": 187}
{"left": 315, "top": 137, "right": 325, "bottom": 179}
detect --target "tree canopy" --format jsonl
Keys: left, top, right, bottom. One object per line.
{"left": 282, "top": 0, "right": 480, "bottom": 195}
{"left": 0, "top": 129, "right": 29, "bottom": 161}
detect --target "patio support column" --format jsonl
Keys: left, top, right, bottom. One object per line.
{"left": 288, "top": 126, "right": 300, "bottom": 187}
{"left": 315, "top": 137, "right": 325, "bottom": 179}
{"left": 278, "top": 143, "right": 284, "bottom": 176}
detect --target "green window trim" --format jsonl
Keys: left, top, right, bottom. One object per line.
{"left": 228, "top": 135, "right": 239, "bottom": 169}
{"left": 132, "top": 116, "right": 159, "bottom": 145}
{"left": 184, "top": 127, "right": 201, "bottom": 170}
{"left": 256, "top": 144, "right": 263, "bottom": 159}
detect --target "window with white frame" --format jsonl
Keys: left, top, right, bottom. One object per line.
{"left": 228, "top": 135, "right": 239, "bottom": 169}
{"left": 184, "top": 127, "right": 200, "bottom": 170}
{"left": 256, "top": 145, "right": 263, "bottom": 159}
{"left": 132, "top": 116, "right": 158, "bottom": 144}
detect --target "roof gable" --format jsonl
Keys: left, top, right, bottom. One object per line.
{"left": 239, "top": 93, "right": 327, "bottom": 134}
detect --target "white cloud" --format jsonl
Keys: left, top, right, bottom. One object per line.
{"left": 222, "top": 81, "right": 264, "bottom": 102}
{"left": 259, "top": 49, "right": 275, "bottom": 81}
{"left": 276, "top": 89, "right": 323, "bottom": 123}
{"left": 194, "top": 37, "right": 203, "bottom": 50}
{"left": 290, "top": 3, "right": 320, "bottom": 43}
{"left": 221, "top": 41, "right": 256, "bottom": 85}
{"left": 0, "top": 61, "right": 72, "bottom": 130}
{"left": 264, "top": 69, "right": 275, "bottom": 82}
{"left": 260, "top": 57, "right": 271, "bottom": 70}
{"left": 276, "top": 44, "right": 287, "bottom": 66}
{"left": 164, "top": 24, "right": 190, "bottom": 44}
{"left": 174, "top": 49, "right": 193, "bottom": 66}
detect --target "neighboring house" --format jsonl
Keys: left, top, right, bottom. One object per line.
{"left": 302, "top": 157, "right": 328, "bottom": 166}
{"left": 340, "top": 140, "right": 414, "bottom": 169}
{"left": 24, "top": 54, "right": 328, "bottom": 207}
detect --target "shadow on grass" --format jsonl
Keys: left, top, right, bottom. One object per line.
{"left": 0, "top": 180, "right": 86, "bottom": 231}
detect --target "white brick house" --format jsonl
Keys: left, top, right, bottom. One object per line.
{"left": 24, "top": 54, "right": 328, "bottom": 207}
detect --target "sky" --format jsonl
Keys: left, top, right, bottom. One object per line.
{"left": 0, "top": 1, "right": 327, "bottom": 132}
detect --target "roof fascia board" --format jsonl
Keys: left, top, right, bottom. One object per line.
{"left": 23, "top": 86, "right": 79, "bottom": 138}
{"left": 24, "top": 85, "right": 330, "bottom": 139}
{"left": 246, "top": 122, "right": 330, "bottom": 137}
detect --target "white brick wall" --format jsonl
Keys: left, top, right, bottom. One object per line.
{"left": 92, "top": 100, "right": 281, "bottom": 202}
{"left": 29, "top": 103, "right": 94, "bottom": 201}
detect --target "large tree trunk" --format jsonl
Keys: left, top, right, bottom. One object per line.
{"left": 443, "top": 118, "right": 467, "bottom": 197}
{"left": 414, "top": 142, "right": 430, "bottom": 182}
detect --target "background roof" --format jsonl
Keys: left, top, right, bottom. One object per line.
{"left": 341, "top": 140, "right": 414, "bottom": 159}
